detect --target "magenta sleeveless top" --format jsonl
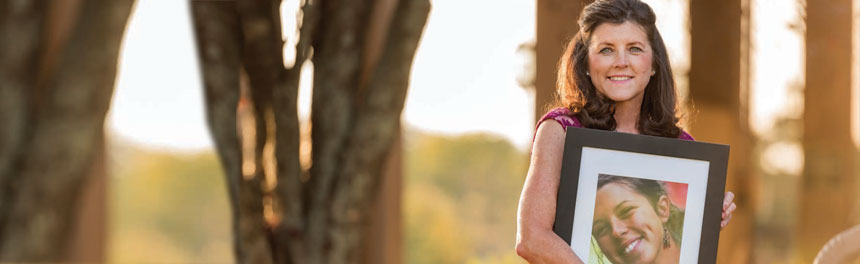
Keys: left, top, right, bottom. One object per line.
{"left": 537, "top": 107, "right": 695, "bottom": 141}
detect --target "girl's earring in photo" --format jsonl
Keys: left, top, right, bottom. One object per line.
{"left": 663, "top": 225, "right": 670, "bottom": 248}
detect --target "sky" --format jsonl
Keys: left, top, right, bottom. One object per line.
{"left": 108, "top": 0, "right": 539, "bottom": 152}
{"left": 402, "top": 0, "right": 536, "bottom": 150}
{"left": 109, "top": 0, "right": 207, "bottom": 151}
{"left": 108, "top": 0, "right": 830, "bottom": 153}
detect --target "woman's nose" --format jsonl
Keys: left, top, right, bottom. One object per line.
{"left": 610, "top": 218, "right": 628, "bottom": 236}
{"left": 613, "top": 53, "right": 629, "bottom": 68}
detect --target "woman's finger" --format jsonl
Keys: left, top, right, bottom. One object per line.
{"left": 721, "top": 213, "right": 733, "bottom": 229}
{"left": 723, "top": 192, "right": 735, "bottom": 209}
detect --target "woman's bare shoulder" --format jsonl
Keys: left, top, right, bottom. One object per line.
{"left": 532, "top": 120, "right": 566, "bottom": 154}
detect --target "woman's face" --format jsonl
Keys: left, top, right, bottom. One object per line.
{"left": 592, "top": 182, "right": 669, "bottom": 264}
{"left": 586, "top": 21, "right": 654, "bottom": 105}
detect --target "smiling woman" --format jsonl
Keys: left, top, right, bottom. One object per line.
{"left": 586, "top": 21, "right": 655, "bottom": 127}
{"left": 554, "top": 0, "right": 680, "bottom": 137}
{"left": 515, "top": 0, "right": 736, "bottom": 263}
{"left": 590, "top": 174, "right": 685, "bottom": 264}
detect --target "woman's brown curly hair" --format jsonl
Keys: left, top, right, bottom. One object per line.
{"left": 554, "top": 0, "right": 683, "bottom": 138}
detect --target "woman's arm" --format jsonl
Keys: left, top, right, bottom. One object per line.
{"left": 516, "top": 121, "right": 584, "bottom": 264}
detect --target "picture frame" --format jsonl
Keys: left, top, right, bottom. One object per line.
{"left": 553, "top": 127, "right": 729, "bottom": 264}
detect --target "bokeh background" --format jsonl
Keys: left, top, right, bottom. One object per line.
{"left": 1, "top": 0, "right": 858, "bottom": 263}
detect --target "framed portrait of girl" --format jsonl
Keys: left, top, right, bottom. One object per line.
{"left": 553, "top": 127, "right": 729, "bottom": 264}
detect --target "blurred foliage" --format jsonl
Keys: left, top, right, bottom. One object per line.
{"left": 106, "top": 129, "right": 530, "bottom": 263}
{"left": 404, "top": 131, "right": 528, "bottom": 263}
{"left": 107, "top": 141, "right": 233, "bottom": 263}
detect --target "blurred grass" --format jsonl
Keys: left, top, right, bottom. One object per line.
{"left": 404, "top": 131, "right": 529, "bottom": 263}
{"left": 107, "top": 141, "right": 233, "bottom": 263}
{"left": 106, "top": 129, "right": 529, "bottom": 263}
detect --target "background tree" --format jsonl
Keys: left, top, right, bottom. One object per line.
{"left": 190, "top": 0, "right": 430, "bottom": 263}
{"left": 0, "top": 0, "right": 135, "bottom": 261}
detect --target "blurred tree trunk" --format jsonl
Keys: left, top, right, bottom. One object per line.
{"left": 362, "top": 126, "right": 402, "bottom": 264}
{"left": 689, "top": 1, "right": 755, "bottom": 263}
{"left": 534, "top": 0, "right": 593, "bottom": 122}
{"left": 0, "top": 0, "right": 135, "bottom": 261}
{"left": 191, "top": 0, "right": 430, "bottom": 263}
{"left": 64, "top": 138, "right": 107, "bottom": 262}
{"left": 797, "top": 0, "right": 859, "bottom": 261}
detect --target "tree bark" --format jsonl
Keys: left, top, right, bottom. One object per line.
{"left": 326, "top": 0, "right": 429, "bottom": 262}
{"left": 271, "top": 0, "right": 317, "bottom": 262}
{"left": 798, "top": 0, "right": 859, "bottom": 261}
{"left": 305, "top": 0, "right": 373, "bottom": 260}
{"left": 0, "top": 0, "right": 134, "bottom": 260}
{"left": 192, "top": 0, "right": 429, "bottom": 262}
{"left": 0, "top": 0, "right": 43, "bottom": 225}
{"left": 191, "top": 2, "right": 273, "bottom": 263}
{"left": 534, "top": 0, "right": 593, "bottom": 122}
{"left": 689, "top": 1, "right": 755, "bottom": 263}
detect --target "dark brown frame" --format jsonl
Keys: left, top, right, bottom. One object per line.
{"left": 553, "top": 127, "right": 729, "bottom": 264}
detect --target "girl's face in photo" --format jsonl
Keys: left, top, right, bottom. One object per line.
{"left": 587, "top": 21, "right": 654, "bottom": 105}
{"left": 592, "top": 182, "right": 669, "bottom": 264}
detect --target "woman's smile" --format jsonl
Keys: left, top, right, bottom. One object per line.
{"left": 608, "top": 74, "right": 635, "bottom": 83}
{"left": 622, "top": 237, "right": 642, "bottom": 255}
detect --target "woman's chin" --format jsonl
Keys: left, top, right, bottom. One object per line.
{"left": 600, "top": 91, "right": 641, "bottom": 104}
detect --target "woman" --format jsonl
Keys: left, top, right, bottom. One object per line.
{"left": 591, "top": 174, "right": 685, "bottom": 264}
{"left": 515, "top": 0, "right": 736, "bottom": 263}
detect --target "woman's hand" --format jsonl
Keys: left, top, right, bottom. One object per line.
{"left": 721, "top": 191, "right": 736, "bottom": 230}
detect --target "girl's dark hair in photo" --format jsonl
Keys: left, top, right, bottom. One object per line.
{"left": 555, "top": 0, "right": 683, "bottom": 138}
{"left": 597, "top": 174, "right": 685, "bottom": 244}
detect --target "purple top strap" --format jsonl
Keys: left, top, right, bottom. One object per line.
{"left": 536, "top": 107, "right": 695, "bottom": 141}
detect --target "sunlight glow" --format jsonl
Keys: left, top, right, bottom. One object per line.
{"left": 109, "top": 0, "right": 211, "bottom": 151}
{"left": 298, "top": 62, "right": 313, "bottom": 172}
{"left": 109, "top": 0, "right": 694, "bottom": 153}
{"left": 852, "top": 0, "right": 859, "bottom": 147}
{"left": 641, "top": 0, "right": 691, "bottom": 130}
{"left": 403, "top": 0, "right": 536, "bottom": 150}
{"left": 280, "top": 0, "right": 300, "bottom": 69}
{"left": 748, "top": 0, "right": 805, "bottom": 136}
{"left": 642, "top": 0, "right": 690, "bottom": 104}
{"left": 760, "top": 142, "right": 804, "bottom": 175}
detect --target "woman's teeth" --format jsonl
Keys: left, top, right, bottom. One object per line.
{"left": 610, "top": 76, "right": 632, "bottom": 81}
{"left": 624, "top": 239, "right": 640, "bottom": 254}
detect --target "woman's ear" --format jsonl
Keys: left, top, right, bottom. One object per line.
{"left": 656, "top": 195, "right": 671, "bottom": 222}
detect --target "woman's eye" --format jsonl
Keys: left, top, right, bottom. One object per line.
{"left": 620, "top": 207, "right": 636, "bottom": 218}
{"left": 593, "top": 225, "right": 608, "bottom": 237}
{"left": 599, "top": 47, "right": 612, "bottom": 54}
{"left": 630, "top": 47, "right": 643, "bottom": 52}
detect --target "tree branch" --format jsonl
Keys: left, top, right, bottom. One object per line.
{"left": 235, "top": 1, "right": 302, "bottom": 263}
{"left": 271, "top": 0, "right": 321, "bottom": 262}
{"left": 328, "top": 0, "right": 430, "bottom": 262}
{"left": 306, "top": 0, "right": 373, "bottom": 261}
{"left": 191, "top": 2, "right": 273, "bottom": 263}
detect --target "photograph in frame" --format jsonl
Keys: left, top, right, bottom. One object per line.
{"left": 553, "top": 127, "right": 729, "bottom": 264}
{"left": 588, "top": 173, "right": 688, "bottom": 264}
